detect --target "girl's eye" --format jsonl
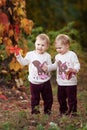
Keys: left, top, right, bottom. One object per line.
{"left": 56, "top": 47, "right": 61, "bottom": 49}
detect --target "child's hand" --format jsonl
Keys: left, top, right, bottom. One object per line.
{"left": 66, "top": 68, "right": 77, "bottom": 80}
{"left": 68, "top": 68, "right": 77, "bottom": 74}
{"left": 41, "top": 64, "right": 48, "bottom": 72}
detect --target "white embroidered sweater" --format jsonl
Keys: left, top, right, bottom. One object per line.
{"left": 16, "top": 50, "right": 52, "bottom": 84}
{"left": 48, "top": 51, "right": 80, "bottom": 86}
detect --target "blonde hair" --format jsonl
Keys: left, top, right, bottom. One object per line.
{"left": 55, "top": 34, "right": 71, "bottom": 46}
{"left": 36, "top": 33, "right": 50, "bottom": 45}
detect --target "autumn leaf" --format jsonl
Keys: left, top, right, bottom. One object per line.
{"left": 9, "top": 57, "right": 23, "bottom": 71}
{"left": 0, "top": 94, "right": 7, "bottom": 100}
{"left": 20, "top": 18, "right": 34, "bottom": 34}
{"left": 0, "top": 37, "right": 2, "bottom": 44}
{"left": 0, "top": 1, "right": 2, "bottom": 6}
{"left": 12, "top": 0, "right": 20, "bottom": 7}
{"left": 14, "top": 24, "right": 20, "bottom": 34}
{"left": 8, "top": 29, "right": 14, "bottom": 37}
{"left": 20, "top": 0, "right": 26, "bottom": 8}
{"left": 0, "top": 24, "right": 5, "bottom": 36}
{"left": 8, "top": 45, "right": 22, "bottom": 55}
{"left": 0, "top": 11, "right": 9, "bottom": 25}
{"left": 14, "top": 34, "right": 20, "bottom": 43}
{"left": 0, "top": 0, "right": 6, "bottom": 7}
{"left": 0, "top": 23, "right": 9, "bottom": 36}
{"left": 3, "top": 37, "right": 12, "bottom": 45}
{"left": 17, "top": 8, "right": 26, "bottom": 17}
{"left": 3, "top": 37, "right": 13, "bottom": 55}
{"left": 12, "top": 0, "right": 26, "bottom": 9}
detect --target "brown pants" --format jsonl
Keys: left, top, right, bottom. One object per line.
{"left": 30, "top": 80, "right": 53, "bottom": 115}
{"left": 57, "top": 85, "right": 77, "bottom": 115}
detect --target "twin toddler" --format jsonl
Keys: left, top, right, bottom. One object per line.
{"left": 15, "top": 33, "right": 80, "bottom": 117}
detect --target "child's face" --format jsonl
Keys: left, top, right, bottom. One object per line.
{"left": 35, "top": 39, "right": 48, "bottom": 54}
{"left": 55, "top": 41, "right": 69, "bottom": 54}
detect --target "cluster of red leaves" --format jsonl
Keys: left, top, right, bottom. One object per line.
{"left": 8, "top": 45, "right": 22, "bottom": 55}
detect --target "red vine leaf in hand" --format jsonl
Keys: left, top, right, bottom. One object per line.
{"left": 8, "top": 45, "right": 22, "bottom": 55}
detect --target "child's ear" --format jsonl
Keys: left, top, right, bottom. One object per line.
{"left": 47, "top": 44, "right": 49, "bottom": 49}
{"left": 66, "top": 44, "right": 69, "bottom": 49}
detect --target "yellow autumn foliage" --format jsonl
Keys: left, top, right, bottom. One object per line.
{"left": 3, "top": 37, "right": 13, "bottom": 55}
{"left": 8, "top": 29, "right": 14, "bottom": 37}
{"left": 0, "top": 37, "right": 2, "bottom": 44}
{"left": 9, "top": 57, "right": 23, "bottom": 71}
{"left": 20, "top": 18, "right": 34, "bottom": 34}
{"left": 0, "top": 24, "right": 4, "bottom": 36}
